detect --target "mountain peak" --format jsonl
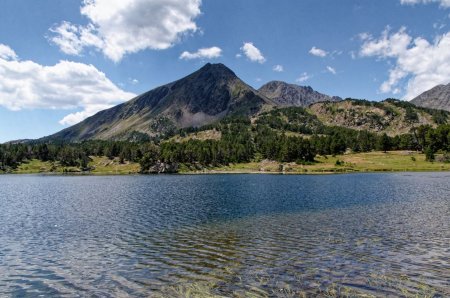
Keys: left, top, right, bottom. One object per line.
{"left": 201, "top": 62, "right": 227, "bottom": 69}
{"left": 411, "top": 83, "right": 450, "bottom": 112}
{"left": 258, "top": 81, "right": 341, "bottom": 107}
{"left": 195, "top": 63, "right": 237, "bottom": 79}
{"left": 46, "top": 63, "right": 272, "bottom": 141}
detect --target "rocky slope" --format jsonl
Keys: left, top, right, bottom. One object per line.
{"left": 170, "top": 99, "right": 448, "bottom": 143}
{"left": 45, "top": 63, "right": 274, "bottom": 141}
{"left": 258, "top": 81, "right": 341, "bottom": 107}
{"left": 309, "top": 99, "right": 444, "bottom": 136}
{"left": 411, "top": 83, "right": 450, "bottom": 112}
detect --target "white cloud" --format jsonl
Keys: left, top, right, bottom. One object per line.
{"left": 179, "top": 46, "right": 222, "bottom": 60}
{"left": 296, "top": 72, "right": 311, "bottom": 83}
{"left": 400, "top": 0, "right": 450, "bottom": 8}
{"left": 49, "top": 22, "right": 103, "bottom": 56}
{"left": 49, "top": 0, "right": 202, "bottom": 62}
{"left": 59, "top": 104, "right": 115, "bottom": 125}
{"left": 360, "top": 27, "right": 450, "bottom": 99}
{"left": 0, "top": 43, "right": 135, "bottom": 125}
{"left": 358, "top": 32, "right": 372, "bottom": 41}
{"left": 240, "top": 42, "right": 266, "bottom": 63}
{"left": 309, "top": 46, "right": 328, "bottom": 57}
{"left": 360, "top": 27, "right": 412, "bottom": 58}
{"left": 0, "top": 44, "right": 18, "bottom": 60}
{"left": 235, "top": 53, "right": 242, "bottom": 58}
{"left": 326, "top": 66, "right": 337, "bottom": 75}
{"left": 273, "top": 64, "right": 284, "bottom": 72}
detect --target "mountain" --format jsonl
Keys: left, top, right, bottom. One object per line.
{"left": 308, "top": 99, "right": 445, "bottom": 136}
{"left": 44, "top": 64, "right": 449, "bottom": 143}
{"left": 411, "top": 83, "right": 450, "bottom": 112}
{"left": 171, "top": 98, "right": 448, "bottom": 144}
{"left": 46, "top": 63, "right": 274, "bottom": 141}
{"left": 258, "top": 81, "right": 341, "bottom": 107}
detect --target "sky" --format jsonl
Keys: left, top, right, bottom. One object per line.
{"left": 0, "top": 0, "right": 449, "bottom": 142}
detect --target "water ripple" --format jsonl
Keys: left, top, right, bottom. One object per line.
{"left": 0, "top": 173, "right": 448, "bottom": 297}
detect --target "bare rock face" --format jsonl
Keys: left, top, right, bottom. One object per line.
{"left": 144, "top": 162, "right": 179, "bottom": 174}
{"left": 411, "top": 83, "right": 450, "bottom": 112}
{"left": 258, "top": 81, "right": 341, "bottom": 107}
{"left": 309, "top": 99, "right": 439, "bottom": 136}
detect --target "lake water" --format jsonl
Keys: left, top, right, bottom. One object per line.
{"left": 0, "top": 173, "right": 449, "bottom": 297}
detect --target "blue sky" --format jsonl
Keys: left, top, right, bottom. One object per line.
{"left": 0, "top": 0, "right": 449, "bottom": 142}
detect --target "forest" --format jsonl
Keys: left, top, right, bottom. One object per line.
{"left": 1, "top": 108, "right": 450, "bottom": 173}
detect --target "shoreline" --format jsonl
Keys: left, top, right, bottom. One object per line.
{"left": 3, "top": 168, "right": 450, "bottom": 176}
{"left": 3, "top": 151, "right": 450, "bottom": 176}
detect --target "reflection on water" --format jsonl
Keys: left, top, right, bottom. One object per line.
{"left": 0, "top": 173, "right": 449, "bottom": 297}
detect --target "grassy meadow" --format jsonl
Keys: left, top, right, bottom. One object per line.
{"left": 9, "top": 151, "right": 450, "bottom": 175}
{"left": 188, "top": 151, "right": 450, "bottom": 174}
{"left": 15, "top": 156, "right": 140, "bottom": 175}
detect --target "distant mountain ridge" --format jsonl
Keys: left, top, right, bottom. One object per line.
{"left": 42, "top": 63, "right": 449, "bottom": 142}
{"left": 411, "top": 83, "right": 450, "bottom": 112}
{"left": 258, "top": 81, "right": 341, "bottom": 107}
{"left": 309, "top": 99, "right": 446, "bottom": 136}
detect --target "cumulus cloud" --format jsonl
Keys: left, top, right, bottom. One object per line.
{"left": 400, "top": 0, "right": 450, "bottom": 8}
{"left": 0, "top": 43, "right": 135, "bottom": 125}
{"left": 59, "top": 104, "right": 116, "bottom": 125}
{"left": 179, "top": 46, "right": 222, "bottom": 60}
{"left": 50, "top": 22, "right": 103, "bottom": 56}
{"left": 360, "top": 27, "right": 450, "bottom": 99}
{"left": 309, "top": 46, "right": 328, "bottom": 57}
{"left": 296, "top": 72, "right": 311, "bottom": 83}
{"left": 240, "top": 42, "right": 266, "bottom": 63}
{"left": 0, "top": 44, "right": 18, "bottom": 60}
{"left": 360, "top": 27, "right": 412, "bottom": 57}
{"left": 273, "top": 64, "right": 284, "bottom": 72}
{"left": 49, "top": 0, "right": 202, "bottom": 62}
{"left": 326, "top": 66, "right": 337, "bottom": 74}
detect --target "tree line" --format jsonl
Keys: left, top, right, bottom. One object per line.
{"left": 1, "top": 121, "right": 450, "bottom": 173}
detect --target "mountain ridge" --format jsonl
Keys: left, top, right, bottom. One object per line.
{"left": 411, "top": 83, "right": 450, "bottom": 112}
{"left": 45, "top": 63, "right": 274, "bottom": 141}
{"left": 42, "top": 63, "right": 449, "bottom": 142}
{"left": 258, "top": 80, "right": 341, "bottom": 107}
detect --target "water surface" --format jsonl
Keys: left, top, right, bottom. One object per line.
{"left": 0, "top": 173, "right": 449, "bottom": 297}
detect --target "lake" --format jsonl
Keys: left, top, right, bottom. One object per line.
{"left": 0, "top": 173, "right": 449, "bottom": 297}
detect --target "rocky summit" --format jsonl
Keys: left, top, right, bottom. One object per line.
{"left": 258, "top": 81, "right": 341, "bottom": 107}
{"left": 411, "top": 83, "right": 450, "bottom": 112}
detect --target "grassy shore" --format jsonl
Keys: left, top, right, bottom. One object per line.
{"left": 7, "top": 151, "right": 450, "bottom": 175}
{"left": 185, "top": 151, "right": 450, "bottom": 174}
{"left": 14, "top": 156, "right": 140, "bottom": 175}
